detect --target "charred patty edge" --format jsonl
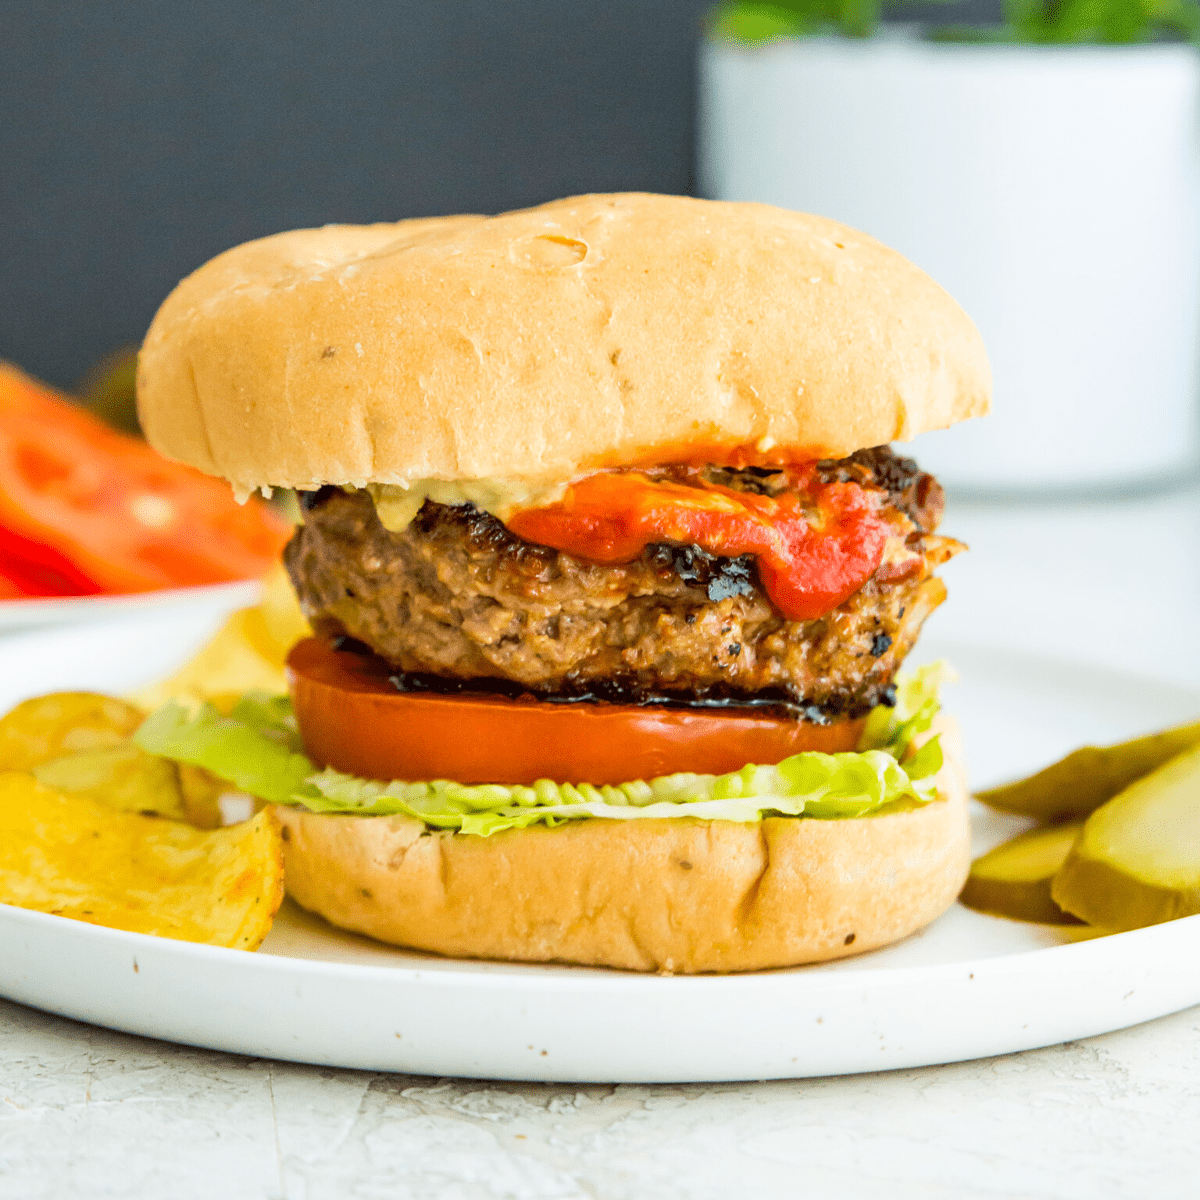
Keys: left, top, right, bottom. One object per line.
{"left": 329, "top": 635, "right": 896, "bottom": 723}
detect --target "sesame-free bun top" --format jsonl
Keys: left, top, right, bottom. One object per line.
{"left": 137, "top": 193, "right": 991, "bottom": 493}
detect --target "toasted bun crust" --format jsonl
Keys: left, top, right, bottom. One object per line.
{"left": 274, "top": 716, "right": 969, "bottom": 973}
{"left": 138, "top": 194, "right": 990, "bottom": 493}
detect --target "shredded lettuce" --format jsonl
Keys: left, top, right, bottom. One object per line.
{"left": 133, "top": 664, "right": 950, "bottom": 836}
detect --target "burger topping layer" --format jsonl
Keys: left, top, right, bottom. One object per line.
{"left": 505, "top": 467, "right": 889, "bottom": 623}
{"left": 134, "top": 663, "right": 951, "bottom": 836}
{"left": 285, "top": 446, "right": 959, "bottom": 717}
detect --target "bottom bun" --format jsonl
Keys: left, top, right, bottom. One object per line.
{"left": 276, "top": 715, "right": 969, "bottom": 973}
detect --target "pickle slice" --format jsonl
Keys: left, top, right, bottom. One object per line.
{"left": 976, "top": 718, "right": 1200, "bottom": 822}
{"left": 1051, "top": 744, "right": 1200, "bottom": 931}
{"left": 960, "top": 823, "right": 1084, "bottom": 924}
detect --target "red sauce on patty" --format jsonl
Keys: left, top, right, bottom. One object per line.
{"left": 505, "top": 467, "right": 889, "bottom": 622}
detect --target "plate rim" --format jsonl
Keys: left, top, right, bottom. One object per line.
{"left": 5, "top": 900, "right": 1198, "bottom": 991}
{"left": 0, "top": 578, "right": 260, "bottom": 620}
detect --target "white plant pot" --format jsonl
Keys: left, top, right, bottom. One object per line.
{"left": 698, "top": 31, "right": 1200, "bottom": 494}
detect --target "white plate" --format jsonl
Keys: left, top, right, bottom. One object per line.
{"left": 0, "top": 579, "right": 259, "bottom": 632}
{"left": 1, "top": 615, "right": 1198, "bottom": 1083}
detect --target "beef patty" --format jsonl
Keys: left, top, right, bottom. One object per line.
{"left": 285, "top": 447, "right": 960, "bottom": 719}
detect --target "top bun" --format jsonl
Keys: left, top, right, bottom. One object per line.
{"left": 137, "top": 193, "right": 990, "bottom": 492}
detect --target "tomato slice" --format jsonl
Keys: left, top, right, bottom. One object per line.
{"left": 0, "top": 525, "right": 101, "bottom": 596}
{"left": 0, "top": 565, "right": 41, "bottom": 598}
{"left": 287, "top": 637, "right": 864, "bottom": 786}
{"left": 505, "top": 470, "right": 889, "bottom": 622}
{"left": 0, "top": 363, "right": 291, "bottom": 594}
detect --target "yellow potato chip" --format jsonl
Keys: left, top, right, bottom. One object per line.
{"left": 129, "top": 564, "right": 311, "bottom": 709}
{"left": 177, "top": 762, "right": 230, "bottom": 830}
{"left": 257, "top": 560, "right": 313, "bottom": 665}
{"left": 0, "top": 772, "right": 284, "bottom": 949}
{"left": 131, "top": 607, "right": 289, "bottom": 709}
{"left": 0, "top": 692, "right": 145, "bottom": 772}
{"left": 32, "top": 743, "right": 188, "bottom": 821}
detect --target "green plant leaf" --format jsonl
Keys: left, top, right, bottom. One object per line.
{"left": 708, "top": 0, "right": 898, "bottom": 43}
{"left": 710, "top": 3, "right": 806, "bottom": 43}
{"left": 938, "top": 0, "right": 1200, "bottom": 43}
{"left": 838, "top": 0, "right": 881, "bottom": 38}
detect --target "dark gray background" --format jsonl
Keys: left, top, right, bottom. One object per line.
{"left": 1, "top": 1, "right": 996, "bottom": 389}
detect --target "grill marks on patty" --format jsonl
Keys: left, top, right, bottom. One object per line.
{"left": 285, "top": 447, "right": 957, "bottom": 718}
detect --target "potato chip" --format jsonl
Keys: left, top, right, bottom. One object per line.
{"left": 131, "top": 608, "right": 290, "bottom": 709}
{"left": 129, "top": 564, "right": 311, "bottom": 710}
{"left": 0, "top": 772, "right": 284, "bottom": 949}
{"left": 0, "top": 692, "right": 145, "bottom": 772}
{"left": 31, "top": 743, "right": 187, "bottom": 820}
{"left": 177, "top": 762, "right": 230, "bottom": 830}
{"left": 257, "top": 560, "right": 312, "bottom": 665}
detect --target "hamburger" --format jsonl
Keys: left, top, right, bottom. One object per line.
{"left": 137, "top": 193, "right": 990, "bottom": 972}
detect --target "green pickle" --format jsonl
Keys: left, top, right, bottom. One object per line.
{"left": 960, "top": 823, "right": 1085, "bottom": 925}
{"left": 1051, "top": 744, "right": 1200, "bottom": 931}
{"left": 976, "top": 717, "right": 1200, "bottom": 822}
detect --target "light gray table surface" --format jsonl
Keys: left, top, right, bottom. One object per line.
{"left": 3, "top": 998, "right": 1199, "bottom": 1200}
{"left": 3, "top": 487, "right": 1200, "bottom": 1199}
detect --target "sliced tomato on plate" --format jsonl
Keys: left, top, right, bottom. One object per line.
{"left": 0, "top": 363, "right": 291, "bottom": 595}
{"left": 0, "top": 569, "right": 32, "bottom": 599}
{"left": 0, "top": 524, "right": 101, "bottom": 597}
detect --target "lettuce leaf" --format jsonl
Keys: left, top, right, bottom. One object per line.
{"left": 133, "top": 694, "right": 314, "bottom": 806}
{"left": 858, "top": 660, "right": 954, "bottom": 757}
{"left": 133, "top": 663, "right": 950, "bottom": 836}
{"left": 291, "top": 742, "right": 940, "bottom": 833}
